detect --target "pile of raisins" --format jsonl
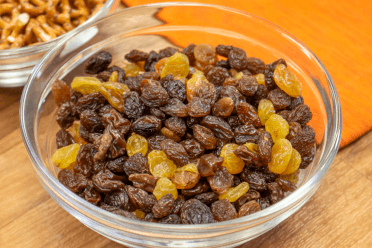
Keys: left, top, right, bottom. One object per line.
{"left": 51, "top": 44, "right": 316, "bottom": 224}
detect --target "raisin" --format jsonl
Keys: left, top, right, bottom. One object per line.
{"left": 104, "top": 188, "right": 133, "bottom": 211}
{"left": 207, "top": 166, "right": 233, "bottom": 194}
{"left": 144, "top": 51, "right": 160, "bottom": 72}
{"left": 220, "top": 85, "right": 246, "bottom": 113}
{"left": 58, "top": 169, "right": 87, "bottom": 193}
{"left": 163, "top": 79, "right": 187, "bottom": 101}
{"left": 275, "top": 178, "right": 297, "bottom": 192}
{"left": 83, "top": 182, "right": 101, "bottom": 205}
{"left": 186, "top": 116, "right": 201, "bottom": 128}
{"left": 74, "top": 144, "right": 95, "bottom": 177}
{"left": 106, "top": 156, "right": 127, "bottom": 173}
{"left": 212, "top": 97, "right": 234, "bottom": 117}
{"left": 123, "top": 91, "right": 145, "bottom": 119}
{"left": 267, "top": 88, "right": 291, "bottom": 111}
{"left": 259, "top": 166, "right": 279, "bottom": 183}
{"left": 277, "top": 110, "right": 291, "bottom": 122}
{"left": 206, "top": 66, "right": 230, "bottom": 87}
{"left": 99, "top": 66, "right": 126, "bottom": 83}
{"left": 258, "top": 99, "right": 275, "bottom": 125}
{"left": 172, "top": 195, "right": 186, "bottom": 215}
{"left": 161, "top": 127, "right": 181, "bottom": 142}
{"left": 159, "top": 98, "right": 188, "bottom": 117}
{"left": 131, "top": 115, "right": 161, "bottom": 137}
{"left": 245, "top": 57, "right": 265, "bottom": 74}
{"left": 265, "top": 114, "right": 289, "bottom": 143}
{"left": 144, "top": 213, "right": 158, "bottom": 222}
{"left": 125, "top": 185, "right": 157, "bottom": 213}
{"left": 228, "top": 47, "right": 247, "bottom": 71}
{"left": 193, "top": 192, "right": 218, "bottom": 205}
{"left": 181, "top": 199, "right": 215, "bottom": 224}
{"left": 85, "top": 50, "right": 112, "bottom": 74}
{"left": 289, "top": 104, "right": 312, "bottom": 125}
{"left": 152, "top": 193, "right": 175, "bottom": 218}
{"left": 215, "top": 59, "right": 230, "bottom": 69}
{"left": 187, "top": 97, "right": 211, "bottom": 117}
{"left": 236, "top": 102, "right": 261, "bottom": 128}
{"left": 273, "top": 64, "right": 302, "bottom": 97}
{"left": 123, "top": 153, "right": 149, "bottom": 176}
{"left": 200, "top": 115, "right": 234, "bottom": 140}
{"left": 93, "top": 133, "right": 113, "bottom": 161}
{"left": 160, "top": 139, "right": 190, "bottom": 167}
{"left": 219, "top": 182, "right": 250, "bottom": 202}
{"left": 70, "top": 90, "right": 83, "bottom": 104}
{"left": 268, "top": 182, "right": 284, "bottom": 204}
{"left": 240, "top": 167, "right": 267, "bottom": 191}
{"left": 211, "top": 199, "right": 237, "bottom": 221}
{"left": 194, "top": 82, "right": 217, "bottom": 105}
{"left": 56, "top": 102, "right": 75, "bottom": 129}
{"left": 232, "top": 175, "right": 241, "bottom": 187}
{"left": 158, "top": 214, "right": 182, "bottom": 224}
{"left": 258, "top": 131, "right": 273, "bottom": 164}
{"left": 227, "top": 116, "right": 241, "bottom": 130}
{"left": 56, "top": 129, "right": 75, "bottom": 149}
{"left": 182, "top": 180, "right": 210, "bottom": 197}
{"left": 216, "top": 45, "right": 233, "bottom": 57}
{"left": 80, "top": 110, "right": 104, "bottom": 133}
{"left": 196, "top": 153, "right": 222, "bottom": 177}
{"left": 234, "top": 189, "right": 260, "bottom": 210}
{"left": 148, "top": 150, "right": 177, "bottom": 178}
{"left": 257, "top": 197, "right": 271, "bottom": 210}
{"left": 76, "top": 92, "right": 107, "bottom": 115}
{"left": 159, "top": 47, "right": 180, "bottom": 59}
{"left": 233, "top": 145, "right": 260, "bottom": 166}
{"left": 52, "top": 143, "right": 80, "bottom": 169}
{"left": 172, "top": 164, "right": 200, "bottom": 189}
{"left": 125, "top": 49, "right": 149, "bottom": 62}
{"left": 52, "top": 79, "right": 70, "bottom": 107}
{"left": 180, "top": 139, "right": 205, "bottom": 159}
{"left": 182, "top": 44, "right": 197, "bottom": 65}
{"left": 264, "top": 59, "right": 287, "bottom": 90}
{"left": 141, "top": 85, "right": 169, "bottom": 108}
{"left": 124, "top": 76, "right": 142, "bottom": 93}
{"left": 281, "top": 148, "right": 301, "bottom": 175}
{"left": 193, "top": 124, "right": 217, "bottom": 150}
{"left": 237, "top": 76, "right": 258, "bottom": 96}
{"left": 268, "top": 138, "right": 292, "bottom": 174}
{"left": 220, "top": 143, "right": 245, "bottom": 174}
{"left": 254, "top": 73, "right": 265, "bottom": 85}
{"left": 165, "top": 117, "right": 187, "bottom": 137}
{"left": 161, "top": 53, "right": 189, "bottom": 79}
{"left": 238, "top": 200, "right": 261, "bottom": 217}
{"left": 234, "top": 124, "right": 259, "bottom": 145}
{"left": 128, "top": 174, "right": 159, "bottom": 193}
{"left": 287, "top": 122, "right": 302, "bottom": 140}
{"left": 194, "top": 44, "right": 218, "bottom": 65}
{"left": 289, "top": 96, "right": 304, "bottom": 110}
{"left": 126, "top": 133, "right": 148, "bottom": 157}
{"left": 253, "top": 84, "right": 268, "bottom": 107}
{"left": 92, "top": 169, "right": 125, "bottom": 193}
{"left": 101, "top": 205, "right": 137, "bottom": 219}
{"left": 147, "top": 134, "right": 167, "bottom": 151}
{"left": 149, "top": 108, "right": 166, "bottom": 122}
{"left": 153, "top": 177, "right": 178, "bottom": 200}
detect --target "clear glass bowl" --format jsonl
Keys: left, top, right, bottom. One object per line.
{"left": 0, "top": 0, "right": 118, "bottom": 88}
{"left": 20, "top": 3, "right": 342, "bottom": 247}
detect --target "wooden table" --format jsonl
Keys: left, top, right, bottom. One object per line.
{"left": 1, "top": 2, "right": 372, "bottom": 248}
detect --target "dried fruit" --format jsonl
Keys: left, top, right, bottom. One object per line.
{"left": 158, "top": 214, "right": 182, "bottom": 224}
{"left": 161, "top": 127, "right": 181, "bottom": 142}
{"left": 234, "top": 124, "right": 259, "bottom": 145}
{"left": 238, "top": 200, "right": 261, "bottom": 217}
{"left": 289, "top": 104, "right": 312, "bottom": 125}
{"left": 281, "top": 148, "right": 301, "bottom": 175}
{"left": 219, "top": 182, "right": 250, "bottom": 202}
{"left": 237, "top": 102, "right": 261, "bottom": 128}
{"left": 213, "top": 97, "right": 234, "bottom": 117}
{"left": 273, "top": 64, "right": 302, "bottom": 97}
{"left": 104, "top": 188, "right": 132, "bottom": 211}
{"left": 258, "top": 131, "right": 273, "bottom": 164}
{"left": 233, "top": 144, "right": 260, "bottom": 166}
{"left": 258, "top": 99, "right": 275, "bottom": 125}
{"left": 240, "top": 167, "right": 267, "bottom": 191}
{"left": 58, "top": 169, "right": 87, "bottom": 193}
{"left": 126, "top": 185, "right": 157, "bottom": 213}
{"left": 194, "top": 44, "right": 217, "bottom": 65}
{"left": 85, "top": 51, "right": 112, "bottom": 74}
{"left": 92, "top": 169, "right": 125, "bottom": 193}
{"left": 163, "top": 79, "right": 187, "bottom": 102}
{"left": 99, "top": 82, "right": 130, "bottom": 112}
{"left": 148, "top": 150, "right": 177, "bottom": 178}
{"left": 246, "top": 57, "right": 265, "bottom": 74}
{"left": 180, "top": 139, "right": 205, "bottom": 159}
{"left": 160, "top": 139, "right": 190, "bottom": 167}
{"left": 198, "top": 153, "right": 224, "bottom": 177}
{"left": 52, "top": 143, "right": 80, "bottom": 169}
{"left": 131, "top": 115, "right": 161, "bottom": 137}
{"left": 123, "top": 153, "right": 150, "bottom": 176}
{"left": 172, "top": 163, "right": 200, "bottom": 189}
{"left": 153, "top": 177, "right": 178, "bottom": 200}
{"left": 126, "top": 133, "right": 148, "bottom": 157}
{"left": 268, "top": 88, "right": 291, "bottom": 111}
{"left": 125, "top": 49, "right": 149, "bottom": 63}
{"left": 234, "top": 189, "right": 260, "bottom": 210}
{"left": 265, "top": 114, "right": 289, "bottom": 143}
{"left": 52, "top": 79, "right": 70, "bottom": 107}
{"left": 211, "top": 199, "right": 237, "bottom": 221}
{"left": 268, "top": 182, "right": 284, "bottom": 204}
{"left": 206, "top": 66, "right": 230, "bottom": 86}
{"left": 193, "top": 124, "right": 217, "bottom": 150}
{"left": 122, "top": 91, "right": 145, "bottom": 119}
{"left": 165, "top": 117, "right": 187, "bottom": 137}
{"left": 152, "top": 193, "right": 175, "bottom": 218}
{"left": 268, "top": 138, "right": 292, "bottom": 174}
{"left": 181, "top": 199, "right": 215, "bottom": 224}
{"left": 161, "top": 52, "right": 189, "bottom": 79}
{"left": 228, "top": 47, "right": 247, "bottom": 71}
{"left": 128, "top": 174, "right": 159, "bottom": 193}
{"left": 200, "top": 115, "right": 234, "bottom": 140}
{"left": 56, "top": 102, "right": 76, "bottom": 129}
{"left": 159, "top": 98, "right": 188, "bottom": 117}
{"left": 56, "top": 129, "right": 75, "bottom": 149}
{"left": 187, "top": 97, "right": 211, "bottom": 117}
{"left": 141, "top": 85, "right": 169, "bottom": 108}
{"left": 237, "top": 76, "right": 258, "bottom": 96}
{"left": 220, "top": 143, "right": 245, "bottom": 174}
{"left": 207, "top": 166, "right": 233, "bottom": 194}
{"left": 194, "top": 82, "right": 217, "bottom": 106}
{"left": 254, "top": 74, "right": 265, "bottom": 85}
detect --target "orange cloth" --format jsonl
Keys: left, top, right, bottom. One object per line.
{"left": 122, "top": 0, "right": 372, "bottom": 148}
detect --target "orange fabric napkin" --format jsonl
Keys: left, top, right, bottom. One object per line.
{"left": 122, "top": 0, "right": 372, "bottom": 149}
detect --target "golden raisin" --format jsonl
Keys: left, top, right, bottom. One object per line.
{"left": 153, "top": 177, "right": 178, "bottom": 200}
{"left": 219, "top": 182, "right": 250, "bottom": 202}
{"left": 193, "top": 44, "right": 218, "bottom": 65}
{"left": 186, "top": 71, "right": 207, "bottom": 102}
{"left": 172, "top": 163, "right": 200, "bottom": 189}
{"left": 133, "top": 209, "right": 146, "bottom": 218}
{"left": 265, "top": 114, "right": 289, "bottom": 143}
{"left": 161, "top": 52, "right": 189, "bottom": 79}
{"left": 280, "top": 171, "right": 299, "bottom": 184}
{"left": 220, "top": 144, "right": 245, "bottom": 174}
{"left": 123, "top": 62, "right": 141, "bottom": 77}
{"left": 126, "top": 133, "right": 148, "bottom": 157}
{"left": 268, "top": 138, "right": 292, "bottom": 174}
{"left": 67, "top": 122, "right": 87, "bottom": 145}
{"left": 244, "top": 143, "right": 259, "bottom": 153}
{"left": 52, "top": 79, "right": 70, "bottom": 107}
{"left": 52, "top": 143, "right": 80, "bottom": 169}
{"left": 148, "top": 150, "right": 177, "bottom": 178}
{"left": 155, "top": 58, "right": 168, "bottom": 76}
{"left": 234, "top": 72, "right": 244, "bottom": 79}
{"left": 99, "top": 82, "right": 130, "bottom": 112}
{"left": 109, "top": 71, "right": 118, "bottom": 82}
{"left": 258, "top": 99, "right": 276, "bottom": 125}
{"left": 254, "top": 73, "right": 265, "bottom": 85}
{"left": 281, "top": 148, "right": 301, "bottom": 175}
{"left": 71, "top": 77, "right": 102, "bottom": 95}
{"left": 273, "top": 64, "right": 302, "bottom": 97}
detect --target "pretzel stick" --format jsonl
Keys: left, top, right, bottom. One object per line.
{"left": 24, "top": 18, "right": 36, "bottom": 44}
{"left": 46, "top": 18, "right": 66, "bottom": 36}
{"left": 46, "top": 0, "right": 58, "bottom": 20}
{"left": 20, "top": 0, "right": 44, "bottom": 16}
{"left": 10, "top": 33, "right": 26, "bottom": 47}
{"left": 7, "top": 13, "right": 30, "bottom": 43}
{"left": 1, "top": 7, "right": 20, "bottom": 41}
{"left": 0, "top": 18, "right": 8, "bottom": 29}
{"left": 36, "top": 15, "right": 57, "bottom": 38}
{"left": 0, "top": 3, "right": 16, "bottom": 15}
{"left": 29, "top": 0, "right": 47, "bottom": 11}
{"left": 32, "top": 20, "right": 51, "bottom": 42}
{"left": 0, "top": 40, "right": 9, "bottom": 49}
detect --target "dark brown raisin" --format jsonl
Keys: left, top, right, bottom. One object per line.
{"left": 83, "top": 181, "right": 101, "bottom": 205}
{"left": 172, "top": 195, "right": 185, "bottom": 215}
{"left": 159, "top": 98, "right": 188, "bottom": 117}
{"left": 56, "top": 102, "right": 75, "bottom": 129}
{"left": 257, "top": 197, "right": 271, "bottom": 210}
{"left": 187, "top": 97, "right": 211, "bottom": 117}
{"left": 80, "top": 110, "right": 104, "bottom": 133}
{"left": 70, "top": 90, "right": 83, "bottom": 104}
{"left": 165, "top": 117, "right": 187, "bottom": 137}
{"left": 246, "top": 57, "right": 265, "bottom": 74}
{"left": 236, "top": 102, "right": 261, "bottom": 128}
{"left": 163, "top": 79, "right": 187, "bottom": 102}
{"left": 160, "top": 139, "right": 190, "bottom": 167}
{"left": 289, "top": 96, "right": 304, "bottom": 110}
{"left": 232, "top": 175, "right": 241, "bottom": 187}
{"left": 227, "top": 116, "right": 241, "bottom": 130}
{"left": 258, "top": 131, "right": 273, "bottom": 164}
{"left": 182, "top": 44, "right": 197, "bottom": 65}
{"left": 264, "top": 59, "right": 287, "bottom": 90}
{"left": 180, "top": 139, "right": 205, "bottom": 159}
{"left": 228, "top": 47, "right": 247, "bottom": 71}
{"left": 159, "top": 47, "right": 180, "bottom": 59}
{"left": 200, "top": 115, "right": 234, "bottom": 140}
{"left": 123, "top": 153, "right": 150, "bottom": 176}
{"left": 92, "top": 169, "right": 125, "bottom": 193}
{"left": 215, "top": 59, "right": 230, "bottom": 69}
{"left": 211, "top": 199, "right": 237, "bottom": 221}
{"left": 268, "top": 88, "right": 291, "bottom": 111}
{"left": 161, "top": 127, "right": 181, "bottom": 142}
{"left": 76, "top": 92, "right": 107, "bottom": 115}
{"left": 56, "top": 129, "right": 75, "bottom": 149}
{"left": 124, "top": 76, "right": 142, "bottom": 93}
{"left": 144, "top": 51, "right": 160, "bottom": 72}
{"left": 234, "top": 124, "right": 259, "bottom": 145}
{"left": 58, "top": 169, "right": 87, "bottom": 193}
{"left": 194, "top": 82, "right": 217, "bottom": 106}
{"left": 193, "top": 124, "right": 217, "bottom": 150}
{"left": 212, "top": 97, "right": 234, "bottom": 117}
{"left": 233, "top": 145, "right": 260, "bottom": 166}
{"left": 216, "top": 44, "right": 233, "bottom": 57}
{"left": 104, "top": 188, "right": 133, "bottom": 211}
{"left": 287, "top": 122, "right": 302, "bottom": 140}
{"left": 240, "top": 167, "right": 267, "bottom": 191}
{"left": 207, "top": 166, "right": 234, "bottom": 195}
{"left": 253, "top": 84, "right": 268, "bottom": 107}
{"left": 268, "top": 182, "right": 284, "bottom": 204}
{"left": 158, "top": 214, "right": 182, "bottom": 224}
{"left": 289, "top": 104, "right": 312, "bottom": 125}
{"left": 106, "top": 156, "right": 127, "bottom": 173}
{"left": 74, "top": 143, "right": 95, "bottom": 177}
{"left": 194, "top": 192, "right": 219, "bottom": 205}
{"left": 125, "top": 49, "right": 149, "bottom": 62}
{"left": 275, "top": 178, "right": 297, "bottom": 192}
{"left": 144, "top": 213, "right": 158, "bottom": 222}
{"left": 238, "top": 200, "right": 261, "bottom": 217}
{"left": 123, "top": 91, "right": 145, "bottom": 119}
{"left": 206, "top": 66, "right": 230, "bottom": 87}
{"left": 186, "top": 116, "right": 201, "bottom": 128}
{"left": 181, "top": 180, "right": 210, "bottom": 197}
{"left": 237, "top": 76, "right": 258, "bottom": 96}
{"left": 149, "top": 108, "right": 166, "bottom": 121}
{"left": 131, "top": 115, "right": 161, "bottom": 137}
{"left": 125, "top": 185, "right": 157, "bottom": 213}
{"left": 181, "top": 199, "right": 215, "bottom": 224}
{"left": 277, "top": 110, "right": 292, "bottom": 122}
{"left": 198, "top": 153, "right": 223, "bottom": 177}
{"left": 220, "top": 85, "right": 246, "bottom": 113}
{"left": 141, "top": 85, "right": 169, "bottom": 108}
{"left": 234, "top": 189, "right": 260, "bottom": 210}
{"left": 128, "top": 174, "right": 159, "bottom": 193}
{"left": 147, "top": 134, "right": 166, "bottom": 151}
{"left": 152, "top": 193, "right": 175, "bottom": 218}
{"left": 85, "top": 50, "right": 112, "bottom": 74}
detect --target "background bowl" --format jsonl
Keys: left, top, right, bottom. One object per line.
{"left": 0, "top": 0, "right": 118, "bottom": 88}
{"left": 20, "top": 3, "right": 342, "bottom": 247}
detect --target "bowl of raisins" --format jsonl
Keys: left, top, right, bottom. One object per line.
{"left": 20, "top": 2, "right": 342, "bottom": 247}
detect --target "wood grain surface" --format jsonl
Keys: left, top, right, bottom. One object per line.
{"left": 1, "top": 2, "right": 372, "bottom": 248}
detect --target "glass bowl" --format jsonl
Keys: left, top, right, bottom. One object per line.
{"left": 0, "top": 0, "right": 118, "bottom": 88}
{"left": 20, "top": 3, "right": 342, "bottom": 247}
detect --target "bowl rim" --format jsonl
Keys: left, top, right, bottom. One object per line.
{"left": 20, "top": 1, "right": 342, "bottom": 231}
{"left": 0, "top": 0, "right": 117, "bottom": 59}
